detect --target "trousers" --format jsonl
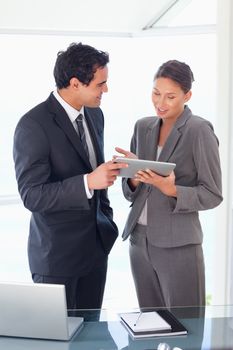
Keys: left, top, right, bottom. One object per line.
{"left": 129, "top": 224, "right": 205, "bottom": 308}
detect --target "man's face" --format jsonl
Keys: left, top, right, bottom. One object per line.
{"left": 77, "top": 66, "right": 108, "bottom": 108}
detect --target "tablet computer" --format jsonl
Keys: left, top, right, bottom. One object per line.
{"left": 114, "top": 157, "right": 176, "bottom": 178}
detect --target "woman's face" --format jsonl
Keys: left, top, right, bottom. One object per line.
{"left": 152, "top": 77, "right": 191, "bottom": 122}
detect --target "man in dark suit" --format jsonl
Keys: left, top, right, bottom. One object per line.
{"left": 13, "top": 42, "right": 126, "bottom": 312}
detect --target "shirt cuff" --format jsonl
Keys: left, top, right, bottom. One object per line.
{"left": 83, "top": 174, "right": 94, "bottom": 199}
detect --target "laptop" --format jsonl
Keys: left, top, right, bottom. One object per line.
{"left": 0, "top": 282, "right": 84, "bottom": 341}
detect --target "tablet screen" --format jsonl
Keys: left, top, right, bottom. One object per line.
{"left": 114, "top": 157, "right": 176, "bottom": 178}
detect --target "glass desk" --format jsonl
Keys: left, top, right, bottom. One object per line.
{"left": 0, "top": 305, "right": 232, "bottom": 350}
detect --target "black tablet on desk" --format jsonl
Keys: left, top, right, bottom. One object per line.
{"left": 114, "top": 157, "right": 176, "bottom": 178}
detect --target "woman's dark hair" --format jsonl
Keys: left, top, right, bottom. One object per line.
{"left": 53, "top": 42, "right": 109, "bottom": 89}
{"left": 154, "top": 60, "right": 194, "bottom": 93}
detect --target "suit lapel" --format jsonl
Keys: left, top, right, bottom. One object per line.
{"left": 158, "top": 106, "right": 192, "bottom": 162}
{"left": 47, "top": 94, "right": 92, "bottom": 170}
{"left": 84, "top": 108, "right": 104, "bottom": 165}
{"left": 158, "top": 128, "right": 181, "bottom": 162}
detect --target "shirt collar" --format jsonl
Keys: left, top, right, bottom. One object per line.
{"left": 53, "top": 90, "right": 84, "bottom": 124}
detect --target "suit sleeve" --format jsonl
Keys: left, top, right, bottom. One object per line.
{"left": 172, "top": 121, "right": 223, "bottom": 213}
{"left": 13, "top": 116, "right": 90, "bottom": 213}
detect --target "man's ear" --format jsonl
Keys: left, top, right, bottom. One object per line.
{"left": 70, "top": 77, "right": 80, "bottom": 90}
{"left": 184, "top": 90, "right": 192, "bottom": 102}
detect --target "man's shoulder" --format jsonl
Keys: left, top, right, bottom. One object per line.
{"left": 25, "top": 101, "right": 47, "bottom": 118}
{"left": 17, "top": 94, "right": 54, "bottom": 126}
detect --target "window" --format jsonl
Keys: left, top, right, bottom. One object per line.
{"left": 0, "top": 31, "right": 219, "bottom": 307}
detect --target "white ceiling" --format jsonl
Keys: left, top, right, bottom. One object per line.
{"left": 0, "top": 0, "right": 191, "bottom": 34}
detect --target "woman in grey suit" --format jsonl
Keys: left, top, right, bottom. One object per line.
{"left": 116, "top": 60, "right": 223, "bottom": 308}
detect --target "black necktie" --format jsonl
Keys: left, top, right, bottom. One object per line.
{"left": 76, "top": 113, "right": 89, "bottom": 157}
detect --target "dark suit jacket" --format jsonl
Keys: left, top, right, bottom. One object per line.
{"left": 13, "top": 93, "right": 118, "bottom": 276}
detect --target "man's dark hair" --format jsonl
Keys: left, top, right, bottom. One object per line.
{"left": 53, "top": 42, "right": 109, "bottom": 89}
{"left": 154, "top": 60, "right": 194, "bottom": 93}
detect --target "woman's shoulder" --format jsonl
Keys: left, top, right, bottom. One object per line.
{"left": 186, "top": 112, "right": 214, "bottom": 132}
{"left": 182, "top": 113, "right": 218, "bottom": 146}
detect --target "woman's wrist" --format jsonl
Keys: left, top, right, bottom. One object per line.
{"left": 128, "top": 178, "right": 140, "bottom": 191}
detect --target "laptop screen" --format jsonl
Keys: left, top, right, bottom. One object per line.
{"left": 0, "top": 282, "right": 83, "bottom": 340}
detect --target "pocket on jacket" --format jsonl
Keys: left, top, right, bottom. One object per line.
{"left": 42, "top": 210, "right": 92, "bottom": 226}
{"left": 167, "top": 196, "right": 177, "bottom": 212}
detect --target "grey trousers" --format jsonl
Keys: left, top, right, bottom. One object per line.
{"left": 129, "top": 224, "right": 205, "bottom": 308}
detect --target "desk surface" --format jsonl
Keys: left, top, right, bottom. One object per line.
{"left": 0, "top": 305, "right": 232, "bottom": 350}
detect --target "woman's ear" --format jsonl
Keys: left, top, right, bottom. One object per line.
{"left": 184, "top": 90, "right": 192, "bottom": 102}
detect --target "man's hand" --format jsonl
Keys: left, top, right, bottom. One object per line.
{"left": 87, "top": 160, "right": 128, "bottom": 190}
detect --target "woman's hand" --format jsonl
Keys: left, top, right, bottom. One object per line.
{"left": 113, "top": 147, "right": 138, "bottom": 160}
{"left": 135, "top": 170, "right": 177, "bottom": 197}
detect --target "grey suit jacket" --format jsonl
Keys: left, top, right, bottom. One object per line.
{"left": 122, "top": 106, "right": 223, "bottom": 246}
